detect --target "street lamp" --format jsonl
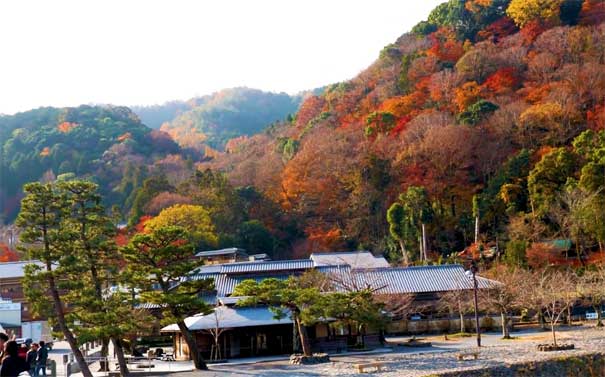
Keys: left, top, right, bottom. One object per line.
{"left": 465, "top": 261, "right": 481, "bottom": 347}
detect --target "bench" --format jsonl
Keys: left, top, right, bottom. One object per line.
{"left": 355, "top": 362, "right": 385, "bottom": 373}
{"left": 456, "top": 351, "right": 479, "bottom": 361}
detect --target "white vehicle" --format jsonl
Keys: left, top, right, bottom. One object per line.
{"left": 585, "top": 311, "right": 605, "bottom": 320}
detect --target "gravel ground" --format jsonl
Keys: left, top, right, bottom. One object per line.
{"left": 177, "top": 326, "right": 605, "bottom": 377}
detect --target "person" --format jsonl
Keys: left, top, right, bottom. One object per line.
{"left": 35, "top": 341, "right": 48, "bottom": 377}
{"left": 0, "top": 333, "right": 9, "bottom": 361}
{"left": 26, "top": 343, "right": 38, "bottom": 376}
{"left": 0, "top": 340, "right": 29, "bottom": 376}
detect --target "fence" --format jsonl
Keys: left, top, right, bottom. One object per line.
{"left": 63, "top": 355, "right": 183, "bottom": 377}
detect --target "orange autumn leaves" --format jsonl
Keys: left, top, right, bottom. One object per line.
{"left": 57, "top": 122, "right": 79, "bottom": 133}
{"left": 0, "top": 243, "right": 19, "bottom": 262}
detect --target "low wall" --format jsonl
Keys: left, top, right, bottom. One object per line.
{"left": 432, "top": 353, "right": 605, "bottom": 377}
{"left": 387, "top": 316, "right": 503, "bottom": 335}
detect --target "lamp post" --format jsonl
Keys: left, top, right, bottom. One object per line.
{"left": 466, "top": 261, "right": 481, "bottom": 347}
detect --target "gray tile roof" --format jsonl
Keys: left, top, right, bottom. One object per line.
{"left": 327, "top": 265, "right": 498, "bottom": 294}
{"left": 219, "top": 259, "right": 314, "bottom": 274}
{"left": 194, "top": 248, "right": 248, "bottom": 258}
{"left": 310, "top": 251, "right": 390, "bottom": 269}
{"left": 0, "top": 261, "right": 46, "bottom": 279}
{"left": 161, "top": 306, "right": 292, "bottom": 332}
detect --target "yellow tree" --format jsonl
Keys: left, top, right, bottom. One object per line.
{"left": 507, "top": 0, "right": 562, "bottom": 27}
{"left": 144, "top": 204, "right": 218, "bottom": 248}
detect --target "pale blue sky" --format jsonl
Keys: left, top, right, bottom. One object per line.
{"left": 0, "top": 0, "right": 442, "bottom": 114}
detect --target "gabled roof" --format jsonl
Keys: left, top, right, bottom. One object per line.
{"left": 328, "top": 264, "right": 499, "bottom": 294}
{"left": 195, "top": 248, "right": 248, "bottom": 258}
{"left": 310, "top": 251, "right": 390, "bottom": 269}
{"left": 161, "top": 306, "right": 292, "bottom": 332}
{"left": 219, "top": 259, "right": 314, "bottom": 274}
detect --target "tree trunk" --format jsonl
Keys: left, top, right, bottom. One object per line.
{"left": 551, "top": 321, "right": 557, "bottom": 346}
{"left": 594, "top": 305, "right": 603, "bottom": 327}
{"left": 40, "top": 210, "right": 92, "bottom": 377}
{"left": 418, "top": 235, "right": 424, "bottom": 262}
{"left": 296, "top": 317, "right": 312, "bottom": 357}
{"left": 112, "top": 338, "right": 130, "bottom": 376}
{"left": 177, "top": 321, "right": 207, "bottom": 370}
{"left": 421, "top": 223, "right": 428, "bottom": 261}
{"left": 99, "top": 338, "right": 109, "bottom": 371}
{"left": 501, "top": 312, "right": 510, "bottom": 339}
{"left": 47, "top": 269, "right": 93, "bottom": 377}
{"left": 538, "top": 310, "right": 547, "bottom": 330}
{"left": 292, "top": 322, "right": 300, "bottom": 353}
{"left": 399, "top": 240, "right": 409, "bottom": 266}
{"left": 458, "top": 301, "right": 465, "bottom": 333}
{"left": 474, "top": 216, "right": 479, "bottom": 245}
{"left": 359, "top": 324, "right": 366, "bottom": 348}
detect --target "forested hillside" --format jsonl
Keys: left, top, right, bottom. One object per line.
{"left": 134, "top": 88, "right": 304, "bottom": 150}
{"left": 199, "top": 0, "right": 605, "bottom": 262}
{"left": 3, "top": 0, "right": 604, "bottom": 265}
{"left": 0, "top": 105, "right": 190, "bottom": 222}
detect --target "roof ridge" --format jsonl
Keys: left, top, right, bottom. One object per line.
{"left": 0, "top": 260, "right": 40, "bottom": 265}
{"left": 310, "top": 251, "right": 371, "bottom": 255}
{"left": 357, "top": 264, "right": 463, "bottom": 272}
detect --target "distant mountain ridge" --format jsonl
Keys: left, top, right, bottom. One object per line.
{"left": 132, "top": 87, "right": 311, "bottom": 150}
{"left": 0, "top": 105, "right": 183, "bottom": 222}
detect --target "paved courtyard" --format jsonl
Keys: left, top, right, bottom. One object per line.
{"left": 173, "top": 325, "right": 605, "bottom": 377}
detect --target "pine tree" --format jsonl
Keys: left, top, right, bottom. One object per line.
{"left": 17, "top": 183, "right": 93, "bottom": 377}
{"left": 58, "top": 180, "right": 146, "bottom": 376}
{"left": 120, "top": 226, "right": 213, "bottom": 370}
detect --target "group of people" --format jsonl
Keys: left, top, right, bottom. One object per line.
{"left": 0, "top": 333, "right": 48, "bottom": 377}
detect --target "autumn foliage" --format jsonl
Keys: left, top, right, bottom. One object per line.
{"left": 0, "top": 243, "right": 19, "bottom": 262}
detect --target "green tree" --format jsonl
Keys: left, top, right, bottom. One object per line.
{"left": 121, "top": 226, "right": 214, "bottom": 370}
{"left": 58, "top": 180, "right": 141, "bottom": 375}
{"left": 128, "top": 175, "right": 173, "bottom": 226}
{"left": 387, "top": 203, "right": 412, "bottom": 265}
{"left": 17, "top": 183, "right": 93, "bottom": 377}
{"left": 233, "top": 275, "right": 327, "bottom": 357}
{"left": 458, "top": 100, "right": 499, "bottom": 125}
{"left": 324, "top": 290, "right": 386, "bottom": 348}
{"left": 400, "top": 186, "right": 433, "bottom": 261}
{"left": 179, "top": 169, "right": 246, "bottom": 237}
{"left": 237, "top": 220, "right": 275, "bottom": 255}
{"left": 528, "top": 148, "right": 576, "bottom": 217}
{"left": 503, "top": 240, "right": 528, "bottom": 267}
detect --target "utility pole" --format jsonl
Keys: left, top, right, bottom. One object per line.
{"left": 467, "top": 260, "right": 481, "bottom": 347}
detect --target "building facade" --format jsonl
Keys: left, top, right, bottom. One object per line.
{"left": 162, "top": 251, "right": 499, "bottom": 360}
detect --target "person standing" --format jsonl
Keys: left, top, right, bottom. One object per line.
{"left": 0, "top": 340, "right": 29, "bottom": 376}
{"left": 26, "top": 343, "right": 38, "bottom": 376}
{"left": 0, "top": 333, "right": 9, "bottom": 362}
{"left": 36, "top": 341, "right": 48, "bottom": 377}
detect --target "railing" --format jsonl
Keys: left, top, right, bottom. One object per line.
{"left": 62, "top": 355, "right": 184, "bottom": 376}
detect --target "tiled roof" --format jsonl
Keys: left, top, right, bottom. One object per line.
{"left": 0, "top": 260, "right": 47, "bottom": 279}
{"left": 161, "top": 306, "right": 292, "bottom": 332}
{"left": 310, "top": 251, "right": 390, "bottom": 269}
{"left": 219, "top": 259, "right": 314, "bottom": 274}
{"left": 328, "top": 265, "right": 498, "bottom": 294}
{"left": 194, "top": 248, "right": 248, "bottom": 258}
{"left": 214, "top": 274, "right": 293, "bottom": 297}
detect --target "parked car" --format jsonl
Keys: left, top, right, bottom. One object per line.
{"left": 585, "top": 311, "right": 605, "bottom": 320}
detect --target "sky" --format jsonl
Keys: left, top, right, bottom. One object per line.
{"left": 0, "top": 0, "right": 442, "bottom": 114}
